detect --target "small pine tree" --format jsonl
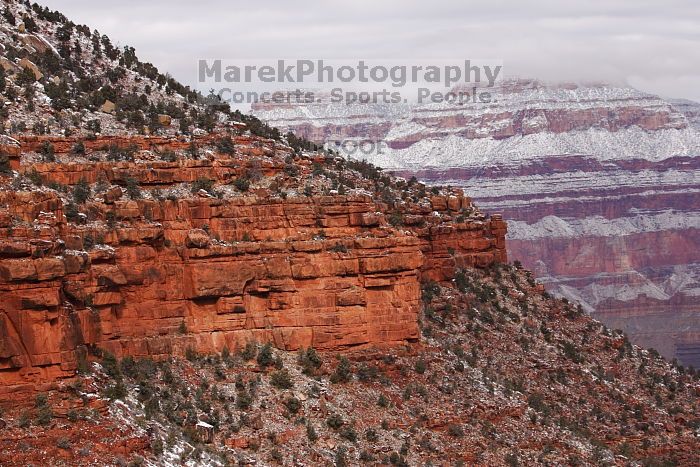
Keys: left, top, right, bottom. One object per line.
{"left": 187, "top": 141, "right": 199, "bottom": 159}
{"left": 298, "top": 347, "right": 323, "bottom": 376}
{"left": 125, "top": 177, "right": 142, "bottom": 199}
{"left": 215, "top": 136, "right": 235, "bottom": 155}
{"left": 306, "top": 422, "right": 318, "bottom": 442}
{"left": 0, "top": 152, "right": 10, "bottom": 174}
{"left": 71, "top": 141, "right": 86, "bottom": 155}
{"left": 257, "top": 342, "right": 274, "bottom": 368}
{"left": 270, "top": 369, "right": 293, "bottom": 389}
{"left": 73, "top": 178, "right": 91, "bottom": 204}
{"left": 2, "top": 8, "right": 16, "bottom": 26}
{"left": 39, "top": 141, "right": 55, "bottom": 162}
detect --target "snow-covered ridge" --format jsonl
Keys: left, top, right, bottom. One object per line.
{"left": 255, "top": 81, "right": 666, "bottom": 123}
{"left": 356, "top": 127, "right": 700, "bottom": 169}
{"left": 460, "top": 169, "right": 700, "bottom": 200}
{"left": 252, "top": 80, "right": 700, "bottom": 171}
{"left": 507, "top": 211, "right": 700, "bottom": 240}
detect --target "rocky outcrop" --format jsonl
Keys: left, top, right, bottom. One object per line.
{"left": 0, "top": 148, "right": 506, "bottom": 395}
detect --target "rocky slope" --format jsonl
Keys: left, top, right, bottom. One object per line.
{"left": 0, "top": 2, "right": 698, "bottom": 466}
{"left": 253, "top": 79, "right": 700, "bottom": 368}
{"left": 0, "top": 265, "right": 698, "bottom": 466}
{"left": 0, "top": 0, "right": 279, "bottom": 140}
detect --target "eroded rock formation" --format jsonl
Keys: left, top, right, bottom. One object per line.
{"left": 252, "top": 79, "right": 700, "bottom": 366}
{"left": 0, "top": 136, "right": 506, "bottom": 396}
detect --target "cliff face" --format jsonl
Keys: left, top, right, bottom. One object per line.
{"left": 254, "top": 80, "right": 688, "bottom": 149}
{"left": 0, "top": 135, "right": 506, "bottom": 396}
{"left": 252, "top": 79, "right": 700, "bottom": 367}
{"left": 2, "top": 263, "right": 699, "bottom": 467}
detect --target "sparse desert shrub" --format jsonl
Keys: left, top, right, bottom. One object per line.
{"left": 297, "top": 347, "right": 323, "bottom": 376}
{"left": 71, "top": 141, "right": 85, "bottom": 155}
{"left": 73, "top": 178, "right": 91, "bottom": 204}
{"left": 241, "top": 341, "right": 257, "bottom": 360}
{"left": 388, "top": 211, "right": 403, "bottom": 226}
{"left": 335, "top": 446, "right": 348, "bottom": 467}
{"left": 215, "top": 136, "right": 235, "bottom": 155}
{"left": 191, "top": 177, "right": 214, "bottom": 194}
{"left": 326, "top": 413, "right": 344, "bottom": 429}
{"left": 66, "top": 409, "right": 79, "bottom": 422}
{"left": 125, "top": 177, "right": 142, "bottom": 199}
{"left": 527, "top": 392, "right": 549, "bottom": 415}
{"left": 39, "top": 141, "right": 55, "bottom": 162}
{"left": 340, "top": 426, "right": 358, "bottom": 442}
{"left": 360, "top": 450, "right": 375, "bottom": 461}
{"left": 257, "top": 342, "right": 274, "bottom": 367}
{"left": 330, "top": 356, "right": 352, "bottom": 383}
{"left": 187, "top": 142, "right": 199, "bottom": 159}
{"left": 562, "top": 340, "right": 584, "bottom": 363}
{"left": 447, "top": 423, "right": 464, "bottom": 437}
{"left": 270, "top": 369, "right": 293, "bottom": 389}
{"left": 27, "top": 168, "right": 42, "bottom": 186}
{"left": 18, "top": 411, "right": 31, "bottom": 428}
{"left": 421, "top": 281, "right": 440, "bottom": 303}
{"left": 233, "top": 177, "right": 250, "bottom": 192}
{"left": 357, "top": 363, "right": 380, "bottom": 382}
{"left": 101, "top": 352, "right": 121, "bottom": 378}
{"left": 284, "top": 396, "right": 301, "bottom": 414}
{"left": 185, "top": 346, "right": 198, "bottom": 362}
{"left": 0, "top": 152, "right": 11, "bottom": 173}
{"left": 365, "top": 428, "right": 379, "bottom": 442}
{"left": 331, "top": 243, "right": 348, "bottom": 253}
{"left": 306, "top": 422, "right": 318, "bottom": 442}
{"left": 103, "top": 380, "right": 127, "bottom": 401}
{"left": 56, "top": 437, "right": 71, "bottom": 450}
{"left": 236, "top": 390, "right": 253, "bottom": 410}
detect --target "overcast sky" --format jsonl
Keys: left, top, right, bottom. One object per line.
{"left": 40, "top": 0, "right": 700, "bottom": 102}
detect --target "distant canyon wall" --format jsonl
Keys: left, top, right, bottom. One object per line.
{"left": 253, "top": 79, "right": 700, "bottom": 367}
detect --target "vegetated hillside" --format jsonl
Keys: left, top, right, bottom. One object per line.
{"left": 0, "top": 265, "right": 698, "bottom": 466}
{"left": 0, "top": 2, "right": 504, "bottom": 395}
{"left": 0, "top": 0, "right": 291, "bottom": 141}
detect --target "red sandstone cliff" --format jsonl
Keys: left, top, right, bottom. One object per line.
{"left": 0, "top": 135, "right": 506, "bottom": 396}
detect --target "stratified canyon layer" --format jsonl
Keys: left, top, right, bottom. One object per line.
{"left": 0, "top": 3, "right": 697, "bottom": 465}
{"left": 253, "top": 79, "right": 700, "bottom": 367}
{"left": 0, "top": 135, "right": 505, "bottom": 396}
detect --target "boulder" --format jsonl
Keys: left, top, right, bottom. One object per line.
{"left": 158, "top": 114, "right": 172, "bottom": 126}
{"left": 103, "top": 186, "right": 123, "bottom": 204}
{"left": 100, "top": 100, "right": 116, "bottom": 114}
{"left": 0, "top": 57, "right": 21, "bottom": 73}
{"left": 186, "top": 229, "right": 211, "bottom": 248}
{"left": 19, "top": 58, "right": 43, "bottom": 80}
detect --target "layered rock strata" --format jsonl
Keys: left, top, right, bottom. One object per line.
{"left": 253, "top": 79, "right": 700, "bottom": 366}
{"left": 0, "top": 137, "right": 506, "bottom": 395}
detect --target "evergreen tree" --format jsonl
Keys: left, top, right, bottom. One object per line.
{"left": 73, "top": 178, "right": 91, "bottom": 205}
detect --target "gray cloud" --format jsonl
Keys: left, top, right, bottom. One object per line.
{"left": 40, "top": 0, "right": 700, "bottom": 101}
